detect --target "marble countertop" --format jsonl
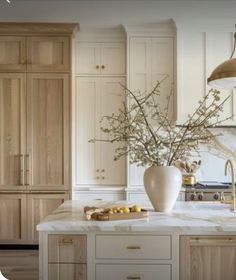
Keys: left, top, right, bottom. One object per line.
{"left": 37, "top": 200, "right": 236, "bottom": 234}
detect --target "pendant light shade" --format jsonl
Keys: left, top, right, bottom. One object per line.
{"left": 207, "top": 32, "right": 236, "bottom": 89}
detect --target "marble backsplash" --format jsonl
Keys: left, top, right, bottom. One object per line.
{"left": 196, "top": 127, "right": 236, "bottom": 182}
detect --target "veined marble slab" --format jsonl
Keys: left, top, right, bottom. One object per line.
{"left": 37, "top": 200, "right": 236, "bottom": 234}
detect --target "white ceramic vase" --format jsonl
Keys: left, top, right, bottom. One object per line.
{"left": 144, "top": 166, "right": 182, "bottom": 212}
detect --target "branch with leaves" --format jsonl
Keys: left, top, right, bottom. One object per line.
{"left": 89, "top": 79, "right": 232, "bottom": 166}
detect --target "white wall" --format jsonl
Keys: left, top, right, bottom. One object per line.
{"left": 2, "top": 0, "right": 236, "bottom": 183}
{"left": 0, "top": 1, "right": 235, "bottom": 28}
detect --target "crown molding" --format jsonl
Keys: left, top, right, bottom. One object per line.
{"left": 76, "top": 25, "right": 126, "bottom": 42}
{"left": 0, "top": 22, "right": 79, "bottom": 36}
{"left": 123, "top": 20, "right": 176, "bottom": 37}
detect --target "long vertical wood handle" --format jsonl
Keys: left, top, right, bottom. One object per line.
{"left": 25, "top": 154, "right": 30, "bottom": 186}
{"left": 20, "top": 154, "right": 25, "bottom": 186}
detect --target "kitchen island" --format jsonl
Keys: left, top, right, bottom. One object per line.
{"left": 37, "top": 201, "right": 236, "bottom": 280}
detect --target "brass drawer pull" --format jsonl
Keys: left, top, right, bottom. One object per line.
{"left": 126, "top": 246, "right": 141, "bottom": 250}
{"left": 127, "top": 277, "right": 141, "bottom": 280}
{"left": 20, "top": 154, "right": 25, "bottom": 185}
{"left": 60, "top": 238, "right": 74, "bottom": 244}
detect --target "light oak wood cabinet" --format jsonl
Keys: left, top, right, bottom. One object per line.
{"left": 0, "top": 192, "right": 67, "bottom": 244}
{"left": 180, "top": 235, "right": 236, "bottom": 280}
{"left": 48, "top": 234, "right": 87, "bottom": 280}
{"left": 0, "top": 23, "right": 78, "bottom": 244}
{"left": 28, "top": 193, "right": 69, "bottom": 243}
{"left": 75, "top": 77, "right": 126, "bottom": 186}
{"left": 76, "top": 42, "right": 125, "bottom": 75}
{"left": 0, "top": 73, "right": 26, "bottom": 190}
{"left": 0, "top": 193, "right": 27, "bottom": 243}
{"left": 27, "top": 36, "right": 70, "bottom": 72}
{"left": 0, "top": 36, "right": 26, "bottom": 71}
{"left": 27, "top": 73, "right": 70, "bottom": 191}
{"left": 48, "top": 264, "right": 86, "bottom": 280}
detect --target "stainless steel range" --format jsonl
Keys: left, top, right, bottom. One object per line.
{"left": 185, "top": 181, "right": 232, "bottom": 201}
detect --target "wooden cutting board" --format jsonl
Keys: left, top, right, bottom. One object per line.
{"left": 84, "top": 206, "right": 149, "bottom": 221}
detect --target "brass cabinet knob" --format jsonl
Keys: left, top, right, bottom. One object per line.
{"left": 96, "top": 169, "right": 100, "bottom": 172}
{"left": 96, "top": 176, "right": 100, "bottom": 179}
{"left": 102, "top": 176, "right": 105, "bottom": 180}
{"left": 96, "top": 65, "right": 100, "bottom": 69}
{"left": 101, "top": 65, "right": 105, "bottom": 69}
{"left": 101, "top": 169, "right": 105, "bottom": 172}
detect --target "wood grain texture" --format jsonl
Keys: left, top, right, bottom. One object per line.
{"left": 27, "top": 36, "right": 70, "bottom": 72}
{"left": 0, "top": 23, "right": 79, "bottom": 36}
{"left": 27, "top": 193, "right": 68, "bottom": 243}
{"left": 180, "top": 235, "right": 236, "bottom": 280}
{"left": 0, "top": 193, "right": 27, "bottom": 242}
{"left": 27, "top": 73, "right": 70, "bottom": 190}
{"left": 0, "top": 250, "right": 38, "bottom": 280}
{"left": 0, "top": 36, "right": 26, "bottom": 71}
{"left": 48, "top": 234, "right": 87, "bottom": 264}
{"left": 0, "top": 73, "right": 26, "bottom": 190}
{"left": 48, "top": 264, "right": 86, "bottom": 280}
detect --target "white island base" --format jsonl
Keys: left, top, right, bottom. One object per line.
{"left": 37, "top": 201, "right": 236, "bottom": 280}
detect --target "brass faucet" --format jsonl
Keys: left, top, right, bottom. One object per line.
{"left": 225, "top": 159, "right": 236, "bottom": 212}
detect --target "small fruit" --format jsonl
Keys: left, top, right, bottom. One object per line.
{"left": 131, "top": 204, "right": 141, "bottom": 212}
{"left": 123, "top": 207, "right": 130, "bottom": 213}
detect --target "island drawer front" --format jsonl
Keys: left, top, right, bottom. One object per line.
{"left": 96, "top": 264, "right": 171, "bottom": 280}
{"left": 96, "top": 235, "right": 171, "bottom": 260}
{"left": 48, "top": 264, "right": 86, "bottom": 280}
{"left": 48, "top": 234, "right": 87, "bottom": 263}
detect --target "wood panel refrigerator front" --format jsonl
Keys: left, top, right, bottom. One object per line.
{"left": 0, "top": 24, "right": 77, "bottom": 244}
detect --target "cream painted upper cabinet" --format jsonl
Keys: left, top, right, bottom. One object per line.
{"left": 129, "top": 36, "right": 174, "bottom": 187}
{"left": 75, "top": 77, "right": 126, "bottom": 186}
{"left": 176, "top": 30, "right": 236, "bottom": 125}
{"left": 76, "top": 42, "right": 125, "bottom": 75}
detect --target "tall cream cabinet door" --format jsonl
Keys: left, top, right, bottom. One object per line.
{"left": 27, "top": 193, "right": 68, "bottom": 243}
{"left": 99, "top": 78, "right": 126, "bottom": 185}
{"left": 0, "top": 193, "right": 27, "bottom": 243}
{"left": 76, "top": 42, "right": 125, "bottom": 75}
{"left": 129, "top": 36, "right": 174, "bottom": 187}
{"left": 75, "top": 77, "right": 126, "bottom": 186}
{"left": 75, "top": 77, "right": 99, "bottom": 185}
{"left": 0, "top": 73, "right": 27, "bottom": 190}
{"left": 27, "top": 36, "right": 70, "bottom": 72}
{"left": 0, "top": 36, "right": 26, "bottom": 71}
{"left": 27, "top": 73, "right": 70, "bottom": 191}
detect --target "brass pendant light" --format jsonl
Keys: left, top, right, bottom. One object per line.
{"left": 207, "top": 30, "right": 236, "bottom": 89}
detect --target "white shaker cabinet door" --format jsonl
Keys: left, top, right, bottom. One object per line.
{"left": 75, "top": 77, "right": 100, "bottom": 185}
{"left": 76, "top": 42, "right": 125, "bottom": 75}
{"left": 75, "top": 77, "right": 126, "bottom": 186}
{"left": 99, "top": 77, "right": 126, "bottom": 185}
{"left": 76, "top": 42, "right": 100, "bottom": 75}
{"left": 100, "top": 42, "right": 126, "bottom": 75}
{"left": 129, "top": 36, "right": 174, "bottom": 187}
